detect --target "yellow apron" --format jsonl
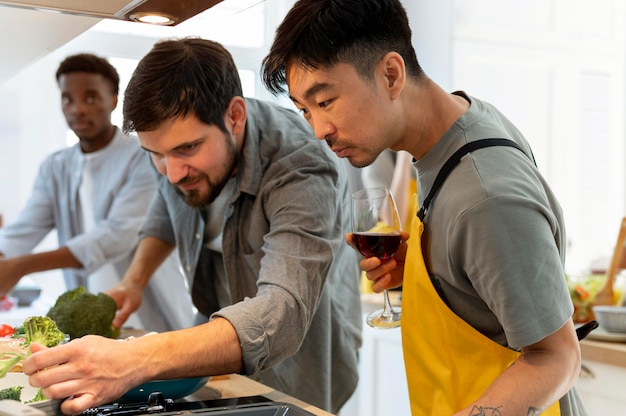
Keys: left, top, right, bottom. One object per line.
{"left": 402, "top": 204, "right": 560, "bottom": 415}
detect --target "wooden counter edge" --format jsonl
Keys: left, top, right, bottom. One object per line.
{"left": 580, "top": 339, "right": 626, "bottom": 368}
{"left": 205, "top": 374, "right": 335, "bottom": 416}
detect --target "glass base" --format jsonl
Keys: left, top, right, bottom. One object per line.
{"left": 366, "top": 307, "right": 401, "bottom": 329}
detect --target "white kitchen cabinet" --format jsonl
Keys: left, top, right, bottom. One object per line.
{"left": 576, "top": 360, "right": 626, "bottom": 414}
{"left": 341, "top": 296, "right": 410, "bottom": 416}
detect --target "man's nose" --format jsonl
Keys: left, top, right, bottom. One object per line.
{"left": 157, "top": 157, "right": 187, "bottom": 184}
{"left": 66, "top": 101, "right": 86, "bottom": 115}
{"left": 311, "top": 119, "right": 335, "bottom": 142}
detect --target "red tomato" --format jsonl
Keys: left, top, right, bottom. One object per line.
{"left": 0, "top": 295, "right": 15, "bottom": 311}
{"left": 0, "top": 323, "right": 15, "bottom": 337}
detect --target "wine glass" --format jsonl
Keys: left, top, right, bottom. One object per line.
{"left": 352, "top": 187, "right": 402, "bottom": 329}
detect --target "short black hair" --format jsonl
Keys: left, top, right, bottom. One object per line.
{"left": 55, "top": 53, "right": 120, "bottom": 95}
{"left": 123, "top": 37, "right": 242, "bottom": 134}
{"left": 262, "top": 0, "right": 423, "bottom": 95}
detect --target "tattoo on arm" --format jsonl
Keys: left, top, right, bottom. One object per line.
{"left": 467, "top": 405, "right": 542, "bottom": 415}
{"left": 469, "top": 406, "right": 502, "bottom": 416}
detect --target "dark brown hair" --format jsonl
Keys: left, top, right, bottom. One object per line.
{"left": 123, "top": 37, "right": 243, "bottom": 134}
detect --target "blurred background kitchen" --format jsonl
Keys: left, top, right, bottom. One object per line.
{"left": 0, "top": 0, "right": 625, "bottom": 414}
{"left": 2, "top": 0, "right": 625, "bottom": 295}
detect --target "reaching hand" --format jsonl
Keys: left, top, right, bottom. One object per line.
{"left": 0, "top": 256, "right": 27, "bottom": 296}
{"left": 24, "top": 338, "right": 140, "bottom": 414}
{"left": 346, "top": 231, "right": 409, "bottom": 292}
{"left": 106, "top": 281, "right": 143, "bottom": 329}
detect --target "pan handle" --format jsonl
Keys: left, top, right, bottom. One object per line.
{"left": 576, "top": 320, "right": 599, "bottom": 341}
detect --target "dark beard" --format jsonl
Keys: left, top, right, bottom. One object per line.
{"left": 174, "top": 159, "right": 237, "bottom": 208}
{"left": 174, "top": 174, "right": 214, "bottom": 208}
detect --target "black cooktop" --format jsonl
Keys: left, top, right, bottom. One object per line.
{"left": 69, "top": 392, "right": 317, "bottom": 416}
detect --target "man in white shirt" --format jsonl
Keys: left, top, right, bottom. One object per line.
{"left": 0, "top": 53, "right": 192, "bottom": 331}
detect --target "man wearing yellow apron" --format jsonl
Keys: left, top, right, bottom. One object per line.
{"left": 263, "top": 0, "right": 588, "bottom": 415}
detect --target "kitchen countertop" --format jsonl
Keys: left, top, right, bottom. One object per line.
{"left": 28, "top": 373, "right": 335, "bottom": 416}
{"left": 199, "top": 374, "right": 334, "bottom": 416}
{"left": 580, "top": 338, "right": 626, "bottom": 368}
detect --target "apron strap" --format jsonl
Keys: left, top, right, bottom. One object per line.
{"left": 417, "top": 138, "right": 535, "bottom": 221}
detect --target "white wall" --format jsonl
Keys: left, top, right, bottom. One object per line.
{"left": 0, "top": 47, "right": 73, "bottom": 302}
{"left": 451, "top": 0, "right": 626, "bottom": 273}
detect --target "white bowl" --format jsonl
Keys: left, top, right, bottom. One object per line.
{"left": 592, "top": 305, "right": 626, "bottom": 333}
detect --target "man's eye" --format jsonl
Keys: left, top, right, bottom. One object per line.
{"left": 180, "top": 143, "right": 199, "bottom": 153}
{"left": 296, "top": 106, "right": 309, "bottom": 116}
{"left": 85, "top": 96, "right": 97, "bottom": 104}
{"left": 317, "top": 100, "right": 332, "bottom": 108}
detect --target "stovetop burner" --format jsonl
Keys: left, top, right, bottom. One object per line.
{"left": 75, "top": 392, "right": 316, "bottom": 416}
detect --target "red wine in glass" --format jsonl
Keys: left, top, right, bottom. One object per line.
{"left": 352, "top": 187, "right": 402, "bottom": 329}
{"left": 353, "top": 232, "right": 402, "bottom": 260}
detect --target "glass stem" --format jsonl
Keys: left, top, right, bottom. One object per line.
{"left": 381, "top": 290, "right": 395, "bottom": 320}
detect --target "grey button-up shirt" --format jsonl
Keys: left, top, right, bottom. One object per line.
{"left": 139, "top": 98, "right": 362, "bottom": 413}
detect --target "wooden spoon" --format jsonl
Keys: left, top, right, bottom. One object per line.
{"left": 592, "top": 217, "right": 626, "bottom": 308}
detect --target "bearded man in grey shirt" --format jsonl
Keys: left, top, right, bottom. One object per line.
{"left": 23, "top": 38, "right": 362, "bottom": 416}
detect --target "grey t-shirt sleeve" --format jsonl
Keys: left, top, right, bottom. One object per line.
{"left": 449, "top": 194, "right": 573, "bottom": 349}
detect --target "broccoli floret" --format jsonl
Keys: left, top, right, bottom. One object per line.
{"left": 47, "top": 286, "right": 119, "bottom": 340}
{"left": 0, "top": 316, "right": 66, "bottom": 378}
{"left": 0, "top": 386, "right": 23, "bottom": 401}
{"left": 23, "top": 316, "right": 66, "bottom": 348}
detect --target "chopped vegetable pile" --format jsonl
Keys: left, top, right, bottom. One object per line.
{"left": 0, "top": 316, "right": 65, "bottom": 378}
{"left": 0, "top": 287, "right": 121, "bottom": 403}
{"left": 0, "top": 316, "right": 66, "bottom": 403}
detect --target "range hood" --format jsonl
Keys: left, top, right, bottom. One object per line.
{"left": 0, "top": 0, "right": 224, "bottom": 26}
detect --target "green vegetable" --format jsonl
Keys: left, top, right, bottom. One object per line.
{"left": 0, "top": 385, "right": 23, "bottom": 401}
{"left": 25, "top": 388, "right": 47, "bottom": 403}
{"left": 0, "top": 353, "right": 23, "bottom": 378}
{"left": 23, "top": 316, "right": 67, "bottom": 348}
{"left": 0, "top": 316, "right": 65, "bottom": 378}
{"left": 0, "top": 316, "right": 64, "bottom": 404}
{"left": 47, "top": 286, "right": 119, "bottom": 340}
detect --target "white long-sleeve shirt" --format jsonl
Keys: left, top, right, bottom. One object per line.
{"left": 0, "top": 129, "right": 154, "bottom": 286}
{"left": 0, "top": 128, "right": 194, "bottom": 331}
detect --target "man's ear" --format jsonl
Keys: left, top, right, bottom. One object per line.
{"left": 226, "top": 96, "right": 247, "bottom": 135}
{"left": 380, "top": 52, "right": 406, "bottom": 100}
